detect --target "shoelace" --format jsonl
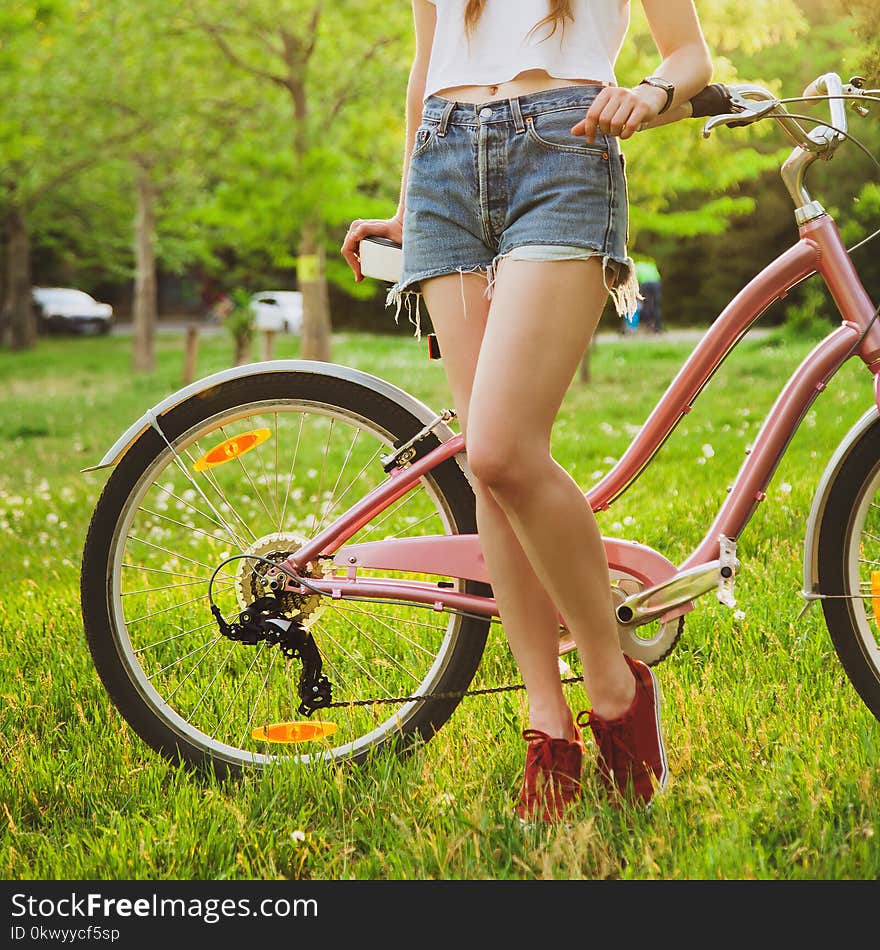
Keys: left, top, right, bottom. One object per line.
{"left": 522, "top": 729, "right": 555, "bottom": 778}
{"left": 586, "top": 713, "right": 635, "bottom": 776}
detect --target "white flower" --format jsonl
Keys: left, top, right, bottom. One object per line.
{"left": 779, "top": 482, "right": 792, "bottom": 494}
{"left": 701, "top": 444, "right": 715, "bottom": 459}
{"left": 733, "top": 610, "right": 746, "bottom": 621}
{"left": 291, "top": 830, "right": 306, "bottom": 843}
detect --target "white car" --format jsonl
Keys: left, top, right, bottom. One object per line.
{"left": 33, "top": 287, "right": 113, "bottom": 335}
{"left": 250, "top": 291, "right": 303, "bottom": 334}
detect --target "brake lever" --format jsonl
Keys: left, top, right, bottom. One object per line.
{"left": 702, "top": 97, "right": 779, "bottom": 138}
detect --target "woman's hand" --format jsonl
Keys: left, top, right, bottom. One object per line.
{"left": 570, "top": 84, "right": 669, "bottom": 143}
{"left": 341, "top": 215, "right": 404, "bottom": 282}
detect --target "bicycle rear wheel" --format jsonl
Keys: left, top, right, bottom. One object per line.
{"left": 81, "top": 371, "right": 490, "bottom": 776}
{"left": 817, "top": 415, "right": 880, "bottom": 720}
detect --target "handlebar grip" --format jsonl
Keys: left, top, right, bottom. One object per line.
{"left": 689, "top": 83, "right": 753, "bottom": 128}
{"left": 802, "top": 79, "right": 822, "bottom": 100}
{"left": 688, "top": 83, "right": 734, "bottom": 117}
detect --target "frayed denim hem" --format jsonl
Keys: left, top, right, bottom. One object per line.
{"left": 385, "top": 249, "right": 641, "bottom": 339}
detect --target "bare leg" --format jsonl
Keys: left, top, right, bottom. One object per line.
{"left": 466, "top": 258, "right": 636, "bottom": 721}
{"left": 420, "top": 272, "right": 575, "bottom": 740}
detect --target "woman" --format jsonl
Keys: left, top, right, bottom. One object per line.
{"left": 341, "top": 0, "right": 713, "bottom": 822}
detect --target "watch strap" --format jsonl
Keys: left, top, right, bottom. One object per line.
{"left": 639, "top": 77, "right": 675, "bottom": 116}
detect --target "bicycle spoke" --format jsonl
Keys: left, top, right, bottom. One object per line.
{"left": 133, "top": 619, "right": 218, "bottom": 654}
{"left": 212, "top": 643, "right": 266, "bottom": 740}
{"left": 186, "top": 444, "right": 258, "bottom": 545}
{"left": 161, "top": 441, "right": 247, "bottom": 550}
{"left": 310, "top": 623, "right": 399, "bottom": 698}
{"left": 309, "top": 418, "right": 335, "bottom": 533}
{"left": 124, "top": 584, "right": 234, "bottom": 627}
{"left": 278, "top": 412, "right": 306, "bottom": 532}
{"left": 218, "top": 424, "right": 277, "bottom": 527}
{"left": 328, "top": 602, "right": 441, "bottom": 656}
{"left": 240, "top": 648, "right": 278, "bottom": 747}
{"left": 381, "top": 508, "right": 442, "bottom": 539}
{"left": 122, "top": 578, "right": 213, "bottom": 596}
{"left": 147, "top": 636, "right": 222, "bottom": 681}
{"left": 312, "top": 427, "right": 361, "bottom": 536}
{"left": 153, "top": 482, "right": 237, "bottom": 538}
{"left": 127, "top": 534, "right": 236, "bottom": 576}
{"left": 165, "top": 636, "right": 226, "bottom": 702}
{"left": 329, "top": 610, "right": 426, "bottom": 684}
{"left": 368, "top": 486, "right": 429, "bottom": 534}
{"left": 121, "top": 562, "right": 212, "bottom": 582}
{"left": 136, "top": 506, "right": 241, "bottom": 556}
{"left": 188, "top": 643, "right": 238, "bottom": 719}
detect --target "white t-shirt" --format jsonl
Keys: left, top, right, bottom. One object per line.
{"left": 423, "top": 0, "right": 631, "bottom": 100}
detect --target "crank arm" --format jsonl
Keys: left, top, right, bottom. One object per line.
{"left": 615, "top": 551, "right": 739, "bottom": 625}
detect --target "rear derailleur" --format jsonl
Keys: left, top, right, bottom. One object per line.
{"left": 210, "top": 596, "right": 332, "bottom": 716}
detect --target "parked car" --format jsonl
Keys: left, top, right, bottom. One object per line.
{"left": 32, "top": 287, "right": 113, "bottom": 335}
{"left": 249, "top": 291, "right": 303, "bottom": 334}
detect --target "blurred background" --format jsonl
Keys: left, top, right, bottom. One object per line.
{"left": 1, "top": 0, "right": 878, "bottom": 368}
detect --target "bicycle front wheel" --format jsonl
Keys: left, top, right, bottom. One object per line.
{"left": 817, "top": 415, "right": 880, "bottom": 721}
{"left": 81, "top": 371, "right": 490, "bottom": 776}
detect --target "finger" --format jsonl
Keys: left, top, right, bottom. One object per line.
{"left": 607, "top": 102, "right": 634, "bottom": 138}
{"left": 619, "top": 103, "right": 649, "bottom": 140}
{"left": 583, "top": 90, "right": 612, "bottom": 142}
{"left": 570, "top": 117, "right": 586, "bottom": 136}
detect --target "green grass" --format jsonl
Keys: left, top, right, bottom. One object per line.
{"left": 1, "top": 325, "right": 878, "bottom": 880}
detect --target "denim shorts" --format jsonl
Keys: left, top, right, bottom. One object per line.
{"left": 386, "top": 85, "right": 638, "bottom": 338}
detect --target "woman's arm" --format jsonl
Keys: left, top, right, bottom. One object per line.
{"left": 340, "top": 0, "right": 435, "bottom": 281}
{"left": 572, "top": 0, "right": 713, "bottom": 142}
{"left": 395, "top": 0, "right": 436, "bottom": 219}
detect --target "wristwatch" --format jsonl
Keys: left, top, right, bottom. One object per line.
{"left": 638, "top": 76, "right": 675, "bottom": 115}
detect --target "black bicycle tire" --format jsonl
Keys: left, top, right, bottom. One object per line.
{"left": 817, "top": 415, "right": 880, "bottom": 721}
{"left": 80, "top": 371, "right": 491, "bottom": 776}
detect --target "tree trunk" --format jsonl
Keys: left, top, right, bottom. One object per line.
{"left": 182, "top": 323, "right": 199, "bottom": 384}
{"left": 132, "top": 158, "right": 157, "bottom": 373}
{"left": 298, "top": 217, "right": 332, "bottom": 362}
{"left": 3, "top": 205, "right": 35, "bottom": 351}
{"left": 233, "top": 329, "right": 252, "bottom": 366}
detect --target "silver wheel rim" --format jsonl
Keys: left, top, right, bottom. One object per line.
{"left": 845, "top": 460, "right": 880, "bottom": 673}
{"left": 107, "top": 397, "right": 468, "bottom": 768}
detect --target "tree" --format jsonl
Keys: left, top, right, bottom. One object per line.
{"left": 187, "top": 0, "right": 411, "bottom": 361}
{"left": 0, "top": 3, "right": 155, "bottom": 352}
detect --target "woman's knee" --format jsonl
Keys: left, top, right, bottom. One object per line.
{"left": 467, "top": 432, "right": 545, "bottom": 496}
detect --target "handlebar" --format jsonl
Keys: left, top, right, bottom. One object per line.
{"left": 680, "top": 71, "right": 880, "bottom": 216}
{"left": 686, "top": 72, "right": 874, "bottom": 156}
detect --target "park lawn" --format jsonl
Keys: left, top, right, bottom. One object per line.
{"left": 0, "top": 323, "right": 878, "bottom": 880}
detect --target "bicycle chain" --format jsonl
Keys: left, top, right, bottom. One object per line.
{"left": 320, "top": 673, "right": 584, "bottom": 710}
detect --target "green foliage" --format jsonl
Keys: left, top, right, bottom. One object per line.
{"left": 3, "top": 0, "right": 878, "bottom": 328}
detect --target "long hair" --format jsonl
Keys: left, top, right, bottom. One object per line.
{"left": 464, "top": 0, "right": 574, "bottom": 39}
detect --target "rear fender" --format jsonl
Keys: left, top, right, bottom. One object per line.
{"left": 82, "top": 359, "right": 465, "bottom": 477}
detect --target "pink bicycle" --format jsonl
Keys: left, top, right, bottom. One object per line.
{"left": 81, "top": 72, "right": 880, "bottom": 776}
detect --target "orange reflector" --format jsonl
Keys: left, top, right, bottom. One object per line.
{"left": 252, "top": 721, "right": 338, "bottom": 744}
{"left": 194, "top": 428, "right": 271, "bottom": 471}
{"left": 872, "top": 571, "right": 880, "bottom": 620}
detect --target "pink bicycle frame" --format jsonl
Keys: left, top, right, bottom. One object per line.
{"left": 278, "top": 214, "right": 880, "bottom": 620}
